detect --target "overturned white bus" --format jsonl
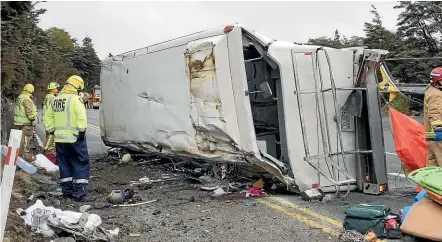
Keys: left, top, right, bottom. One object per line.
{"left": 100, "top": 24, "right": 388, "bottom": 194}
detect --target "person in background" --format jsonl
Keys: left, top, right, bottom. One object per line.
{"left": 44, "top": 75, "right": 91, "bottom": 201}
{"left": 42, "top": 82, "right": 60, "bottom": 155}
{"left": 424, "top": 67, "right": 442, "bottom": 168}
{"left": 84, "top": 92, "right": 91, "bottom": 109}
{"left": 13, "top": 83, "right": 38, "bottom": 162}
{"left": 79, "top": 91, "right": 85, "bottom": 104}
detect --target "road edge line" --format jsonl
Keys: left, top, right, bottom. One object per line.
{"left": 270, "top": 196, "right": 343, "bottom": 228}
{"left": 257, "top": 198, "right": 341, "bottom": 237}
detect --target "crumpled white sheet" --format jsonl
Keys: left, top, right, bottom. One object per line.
{"left": 34, "top": 154, "right": 59, "bottom": 172}
{"left": 22, "top": 200, "right": 102, "bottom": 228}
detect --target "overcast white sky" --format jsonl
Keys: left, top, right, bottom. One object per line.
{"left": 37, "top": 1, "right": 402, "bottom": 59}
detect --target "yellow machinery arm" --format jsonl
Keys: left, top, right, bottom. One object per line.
{"left": 377, "top": 62, "right": 399, "bottom": 102}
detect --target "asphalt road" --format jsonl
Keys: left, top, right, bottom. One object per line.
{"left": 34, "top": 110, "right": 422, "bottom": 241}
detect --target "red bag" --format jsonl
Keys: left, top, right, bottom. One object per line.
{"left": 389, "top": 108, "right": 427, "bottom": 174}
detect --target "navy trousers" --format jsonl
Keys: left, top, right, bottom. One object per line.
{"left": 56, "top": 138, "right": 90, "bottom": 199}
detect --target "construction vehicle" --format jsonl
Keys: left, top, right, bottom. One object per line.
{"left": 378, "top": 62, "right": 426, "bottom": 105}
{"left": 92, "top": 85, "right": 101, "bottom": 109}
{"left": 100, "top": 24, "right": 389, "bottom": 195}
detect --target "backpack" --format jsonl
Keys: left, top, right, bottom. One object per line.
{"left": 343, "top": 204, "right": 391, "bottom": 238}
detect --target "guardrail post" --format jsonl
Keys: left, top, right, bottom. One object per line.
{"left": 1, "top": 129, "right": 23, "bottom": 241}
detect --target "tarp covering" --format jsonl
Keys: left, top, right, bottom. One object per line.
{"left": 400, "top": 198, "right": 442, "bottom": 241}
{"left": 389, "top": 108, "right": 427, "bottom": 173}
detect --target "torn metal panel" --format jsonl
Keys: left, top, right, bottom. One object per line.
{"left": 100, "top": 33, "right": 246, "bottom": 164}
{"left": 185, "top": 38, "right": 240, "bottom": 155}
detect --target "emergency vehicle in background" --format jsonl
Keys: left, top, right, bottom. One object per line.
{"left": 92, "top": 85, "right": 101, "bottom": 109}
{"left": 99, "top": 24, "right": 390, "bottom": 195}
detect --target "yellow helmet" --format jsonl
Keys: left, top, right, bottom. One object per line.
{"left": 66, "top": 75, "right": 85, "bottom": 90}
{"left": 47, "top": 82, "right": 60, "bottom": 91}
{"left": 23, "top": 84, "right": 35, "bottom": 94}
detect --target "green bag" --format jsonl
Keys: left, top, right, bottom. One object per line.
{"left": 343, "top": 204, "right": 391, "bottom": 237}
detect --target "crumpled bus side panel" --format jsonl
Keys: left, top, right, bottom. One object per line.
{"left": 100, "top": 34, "right": 246, "bottom": 163}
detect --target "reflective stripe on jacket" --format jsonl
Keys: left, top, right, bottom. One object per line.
{"left": 44, "top": 91, "right": 87, "bottom": 143}
{"left": 42, "top": 93, "right": 56, "bottom": 125}
{"left": 424, "top": 85, "right": 442, "bottom": 139}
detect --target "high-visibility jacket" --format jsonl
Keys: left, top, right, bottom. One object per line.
{"left": 42, "top": 93, "right": 56, "bottom": 124}
{"left": 424, "top": 85, "right": 442, "bottom": 139}
{"left": 44, "top": 89, "right": 87, "bottom": 143}
{"left": 14, "top": 93, "right": 37, "bottom": 126}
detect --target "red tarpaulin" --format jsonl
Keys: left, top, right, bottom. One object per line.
{"left": 389, "top": 108, "right": 427, "bottom": 174}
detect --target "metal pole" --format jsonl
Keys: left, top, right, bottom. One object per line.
{"left": 312, "top": 51, "right": 337, "bottom": 182}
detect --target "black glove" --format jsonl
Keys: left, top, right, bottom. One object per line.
{"left": 78, "top": 131, "right": 86, "bottom": 141}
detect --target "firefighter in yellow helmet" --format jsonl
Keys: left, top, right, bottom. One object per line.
{"left": 42, "top": 82, "right": 60, "bottom": 154}
{"left": 14, "top": 83, "right": 38, "bottom": 161}
{"left": 44, "top": 75, "right": 91, "bottom": 201}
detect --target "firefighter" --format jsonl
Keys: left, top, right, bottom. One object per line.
{"left": 425, "top": 67, "right": 442, "bottom": 167}
{"left": 44, "top": 75, "right": 91, "bottom": 201}
{"left": 13, "top": 83, "right": 38, "bottom": 161}
{"left": 84, "top": 92, "right": 92, "bottom": 109}
{"left": 42, "top": 82, "right": 60, "bottom": 154}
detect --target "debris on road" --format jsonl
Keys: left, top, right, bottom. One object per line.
{"left": 108, "top": 228, "right": 119, "bottom": 236}
{"left": 243, "top": 199, "right": 257, "bottom": 206}
{"left": 200, "top": 185, "right": 218, "bottom": 191}
{"left": 364, "top": 231, "right": 379, "bottom": 242}
{"left": 300, "top": 188, "right": 325, "bottom": 202}
{"left": 79, "top": 205, "right": 92, "bottom": 213}
{"left": 121, "top": 153, "right": 132, "bottom": 163}
{"left": 26, "top": 194, "right": 35, "bottom": 204}
{"left": 112, "top": 199, "right": 157, "bottom": 207}
{"left": 211, "top": 186, "right": 230, "bottom": 197}
{"left": 123, "top": 188, "right": 135, "bottom": 200}
{"left": 339, "top": 230, "right": 383, "bottom": 242}
{"left": 43, "top": 152, "right": 57, "bottom": 165}
{"left": 16, "top": 208, "right": 26, "bottom": 216}
{"left": 252, "top": 178, "right": 264, "bottom": 189}
{"left": 246, "top": 187, "right": 263, "bottom": 198}
{"left": 20, "top": 199, "right": 110, "bottom": 240}
{"left": 199, "top": 175, "right": 213, "bottom": 184}
{"left": 34, "top": 153, "right": 59, "bottom": 172}
{"left": 106, "top": 190, "right": 126, "bottom": 205}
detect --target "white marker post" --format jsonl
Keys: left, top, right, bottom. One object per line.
{"left": 0, "top": 129, "right": 23, "bottom": 241}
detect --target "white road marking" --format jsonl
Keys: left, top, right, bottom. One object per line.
{"left": 385, "top": 152, "right": 397, "bottom": 156}
{"left": 388, "top": 173, "right": 406, "bottom": 178}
